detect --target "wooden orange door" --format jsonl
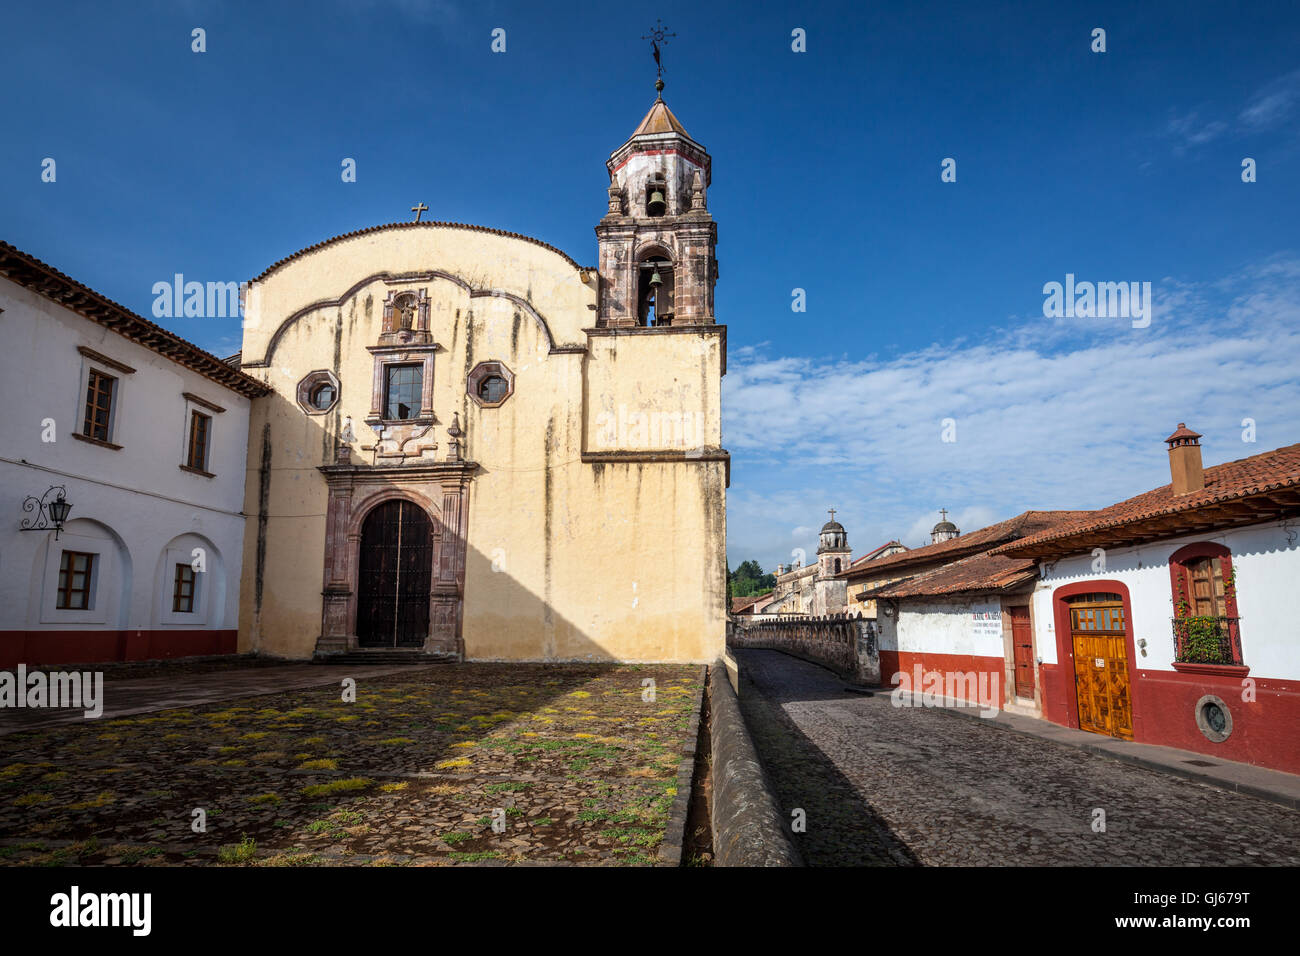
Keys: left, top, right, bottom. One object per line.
{"left": 1009, "top": 605, "right": 1035, "bottom": 699}
{"left": 1068, "top": 595, "right": 1132, "bottom": 739}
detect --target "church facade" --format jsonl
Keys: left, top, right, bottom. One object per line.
{"left": 235, "top": 92, "right": 727, "bottom": 663}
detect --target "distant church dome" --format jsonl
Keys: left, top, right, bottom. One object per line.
{"left": 930, "top": 509, "right": 960, "bottom": 544}
{"left": 817, "top": 510, "right": 850, "bottom": 554}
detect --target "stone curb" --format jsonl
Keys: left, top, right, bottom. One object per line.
{"left": 708, "top": 662, "right": 801, "bottom": 867}
{"left": 657, "top": 664, "right": 707, "bottom": 866}
{"left": 935, "top": 699, "right": 1300, "bottom": 811}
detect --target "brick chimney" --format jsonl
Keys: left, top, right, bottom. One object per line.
{"left": 1165, "top": 423, "right": 1204, "bottom": 495}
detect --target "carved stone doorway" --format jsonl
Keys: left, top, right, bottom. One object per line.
{"left": 315, "top": 461, "right": 474, "bottom": 659}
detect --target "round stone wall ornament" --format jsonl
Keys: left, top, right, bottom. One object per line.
{"left": 1193, "top": 694, "right": 1233, "bottom": 743}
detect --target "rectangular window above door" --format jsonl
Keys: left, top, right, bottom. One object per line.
{"left": 384, "top": 364, "right": 422, "bottom": 421}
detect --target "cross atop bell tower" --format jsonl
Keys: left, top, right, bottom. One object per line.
{"left": 596, "top": 25, "right": 716, "bottom": 329}
{"left": 641, "top": 17, "right": 676, "bottom": 93}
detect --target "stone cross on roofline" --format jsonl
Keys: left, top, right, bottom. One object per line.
{"left": 411, "top": 202, "right": 428, "bottom": 223}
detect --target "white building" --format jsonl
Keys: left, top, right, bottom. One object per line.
{"left": 998, "top": 424, "right": 1300, "bottom": 775}
{"left": 862, "top": 511, "right": 1089, "bottom": 717}
{"left": 0, "top": 241, "right": 267, "bottom": 667}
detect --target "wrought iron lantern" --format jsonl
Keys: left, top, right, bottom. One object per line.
{"left": 20, "top": 485, "right": 73, "bottom": 540}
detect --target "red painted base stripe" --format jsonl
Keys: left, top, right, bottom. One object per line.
{"left": 0, "top": 630, "right": 237, "bottom": 669}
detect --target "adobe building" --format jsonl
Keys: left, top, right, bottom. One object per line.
{"left": 234, "top": 84, "right": 728, "bottom": 663}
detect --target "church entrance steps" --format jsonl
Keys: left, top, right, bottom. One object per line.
{"left": 311, "top": 651, "right": 459, "bottom": 666}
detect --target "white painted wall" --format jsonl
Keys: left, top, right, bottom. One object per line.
{"left": 892, "top": 597, "right": 1004, "bottom": 658}
{"left": 1032, "top": 523, "right": 1299, "bottom": 679}
{"left": 0, "top": 278, "right": 251, "bottom": 636}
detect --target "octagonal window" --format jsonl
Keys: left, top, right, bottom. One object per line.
{"left": 467, "top": 361, "right": 514, "bottom": 408}
{"left": 296, "top": 370, "right": 340, "bottom": 415}
{"left": 310, "top": 382, "right": 336, "bottom": 410}
{"left": 478, "top": 375, "right": 509, "bottom": 403}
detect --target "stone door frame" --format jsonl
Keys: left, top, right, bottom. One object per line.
{"left": 316, "top": 461, "right": 475, "bottom": 658}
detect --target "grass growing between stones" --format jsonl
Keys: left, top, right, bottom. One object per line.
{"left": 0, "top": 662, "right": 700, "bottom": 867}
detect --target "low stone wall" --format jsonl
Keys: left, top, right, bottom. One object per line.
{"left": 728, "top": 614, "right": 880, "bottom": 685}
{"left": 708, "top": 664, "right": 801, "bottom": 867}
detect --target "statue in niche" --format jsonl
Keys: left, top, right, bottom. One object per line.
{"left": 395, "top": 293, "right": 417, "bottom": 331}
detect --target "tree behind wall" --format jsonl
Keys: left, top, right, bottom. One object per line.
{"left": 728, "top": 559, "right": 777, "bottom": 598}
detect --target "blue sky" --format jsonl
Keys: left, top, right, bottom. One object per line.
{"left": 4, "top": 1, "right": 1299, "bottom": 571}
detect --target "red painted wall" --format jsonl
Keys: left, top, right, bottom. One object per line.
{"left": 887, "top": 623, "right": 1300, "bottom": 775}
{"left": 1044, "top": 579, "right": 1300, "bottom": 775}
{"left": 1038, "top": 662, "right": 1072, "bottom": 726}
{"left": 1128, "top": 670, "right": 1300, "bottom": 774}
{"left": 880, "top": 649, "right": 1006, "bottom": 705}
{"left": 0, "top": 630, "right": 237, "bottom": 669}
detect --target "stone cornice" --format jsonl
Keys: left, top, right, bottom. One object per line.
{"left": 318, "top": 460, "right": 479, "bottom": 482}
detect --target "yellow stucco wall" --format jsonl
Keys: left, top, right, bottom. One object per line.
{"left": 237, "top": 223, "right": 726, "bottom": 662}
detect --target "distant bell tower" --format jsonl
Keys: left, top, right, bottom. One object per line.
{"left": 931, "top": 509, "right": 961, "bottom": 544}
{"left": 596, "top": 25, "right": 716, "bottom": 328}
{"left": 817, "top": 509, "right": 851, "bottom": 576}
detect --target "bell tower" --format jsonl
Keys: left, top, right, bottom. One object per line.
{"left": 596, "top": 68, "right": 716, "bottom": 328}
{"left": 817, "top": 509, "right": 852, "bottom": 577}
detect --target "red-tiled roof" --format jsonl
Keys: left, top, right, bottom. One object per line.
{"left": 731, "top": 594, "right": 764, "bottom": 613}
{"left": 0, "top": 241, "right": 270, "bottom": 399}
{"left": 863, "top": 551, "right": 1039, "bottom": 599}
{"left": 252, "top": 221, "right": 590, "bottom": 282}
{"left": 847, "top": 540, "right": 906, "bottom": 569}
{"left": 843, "top": 510, "right": 1092, "bottom": 580}
{"left": 997, "top": 442, "right": 1300, "bottom": 558}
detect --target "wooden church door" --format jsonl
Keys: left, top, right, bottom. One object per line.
{"left": 356, "top": 500, "right": 433, "bottom": 648}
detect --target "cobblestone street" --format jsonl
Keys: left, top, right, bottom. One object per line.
{"left": 736, "top": 649, "right": 1300, "bottom": 866}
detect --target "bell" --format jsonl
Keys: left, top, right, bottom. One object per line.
{"left": 647, "top": 188, "right": 667, "bottom": 216}
{"left": 649, "top": 267, "right": 662, "bottom": 287}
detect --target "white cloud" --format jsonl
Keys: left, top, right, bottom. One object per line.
{"left": 1159, "top": 68, "right": 1300, "bottom": 157}
{"left": 1166, "top": 111, "right": 1228, "bottom": 152}
{"left": 1240, "top": 68, "right": 1300, "bottom": 130}
{"left": 724, "top": 258, "right": 1300, "bottom": 570}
